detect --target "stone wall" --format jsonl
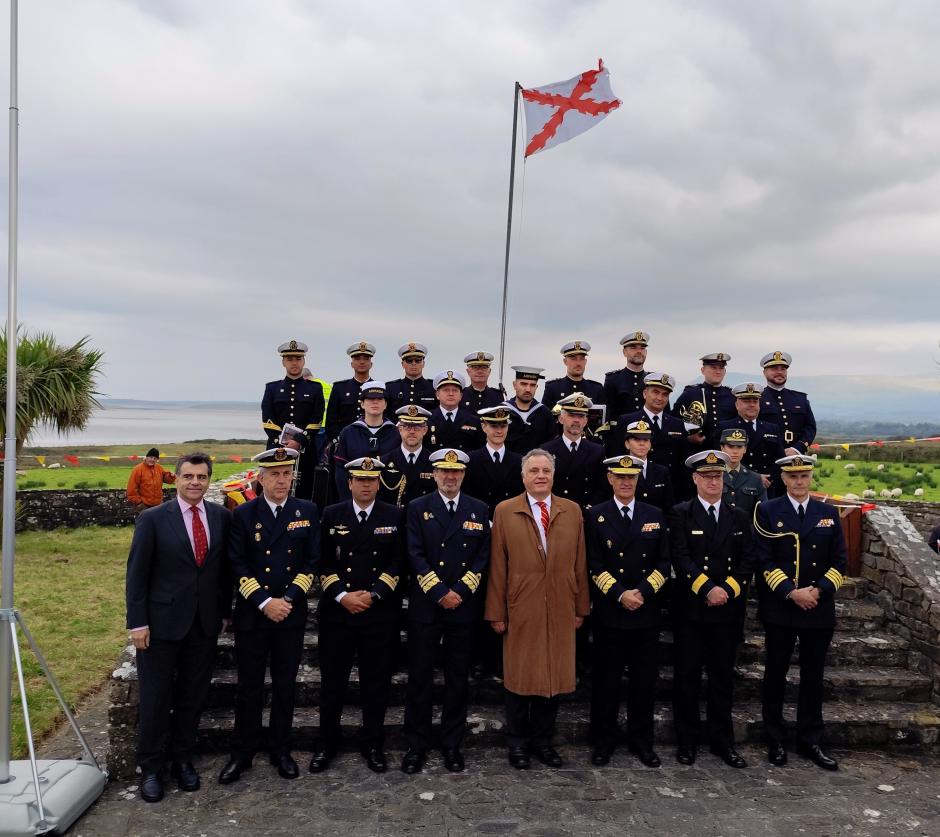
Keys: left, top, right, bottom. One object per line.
{"left": 876, "top": 500, "right": 940, "bottom": 542}
{"left": 16, "top": 488, "right": 174, "bottom": 531}
{"left": 860, "top": 505, "right": 940, "bottom": 702}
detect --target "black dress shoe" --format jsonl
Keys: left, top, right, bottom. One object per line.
{"left": 308, "top": 748, "right": 336, "bottom": 774}
{"left": 140, "top": 773, "right": 164, "bottom": 803}
{"left": 362, "top": 747, "right": 388, "bottom": 773}
{"left": 471, "top": 664, "right": 487, "bottom": 679}
{"left": 270, "top": 753, "right": 299, "bottom": 780}
{"left": 400, "top": 748, "right": 425, "bottom": 774}
{"left": 767, "top": 742, "right": 787, "bottom": 767}
{"left": 530, "top": 745, "right": 563, "bottom": 768}
{"left": 796, "top": 743, "right": 838, "bottom": 771}
{"left": 508, "top": 746, "right": 530, "bottom": 769}
{"left": 590, "top": 747, "right": 613, "bottom": 766}
{"left": 675, "top": 745, "right": 697, "bottom": 766}
{"left": 710, "top": 745, "right": 747, "bottom": 769}
{"left": 442, "top": 747, "right": 465, "bottom": 772}
{"left": 628, "top": 745, "right": 661, "bottom": 768}
{"left": 218, "top": 756, "right": 252, "bottom": 785}
{"left": 170, "top": 761, "right": 200, "bottom": 791}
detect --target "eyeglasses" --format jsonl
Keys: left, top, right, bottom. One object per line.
{"left": 403, "top": 358, "right": 423, "bottom": 364}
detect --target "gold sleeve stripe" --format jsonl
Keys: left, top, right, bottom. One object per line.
{"left": 647, "top": 570, "right": 666, "bottom": 593}
{"left": 691, "top": 573, "right": 710, "bottom": 595}
{"left": 764, "top": 569, "right": 788, "bottom": 591}
{"left": 292, "top": 573, "right": 315, "bottom": 594}
{"left": 320, "top": 573, "right": 341, "bottom": 589}
{"left": 460, "top": 572, "right": 482, "bottom": 593}
{"left": 305, "top": 423, "right": 322, "bottom": 431}
{"left": 592, "top": 572, "right": 616, "bottom": 595}
{"left": 824, "top": 569, "right": 844, "bottom": 590}
{"left": 238, "top": 577, "right": 261, "bottom": 598}
{"left": 379, "top": 572, "right": 399, "bottom": 591}
{"left": 262, "top": 420, "right": 281, "bottom": 431}
{"left": 725, "top": 576, "right": 742, "bottom": 598}
{"left": 418, "top": 572, "right": 442, "bottom": 593}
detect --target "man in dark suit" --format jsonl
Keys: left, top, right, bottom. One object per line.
{"left": 672, "top": 352, "right": 736, "bottom": 443}
{"left": 543, "top": 393, "right": 606, "bottom": 510}
{"left": 602, "top": 330, "right": 649, "bottom": 421}
{"left": 325, "top": 341, "right": 376, "bottom": 443}
{"left": 378, "top": 405, "right": 436, "bottom": 508}
{"left": 755, "top": 454, "right": 847, "bottom": 771}
{"left": 126, "top": 452, "right": 231, "bottom": 803}
{"left": 462, "top": 351, "right": 504, "bottom": 413}
{"left": 715, "top": 382, "right": 784, "bottom": 493}
{"left": 218, "top": 447, "right": 320, "bottom": 785}
{"left": 427, "top": 370, "right": 482, "bottom": 452}
{"left": 310, "top": 457, "right": 403, "bottom": 774}
{"left": 385, "top": 342, "right": 437, "bottom": 415}
{"left": 619, "top": 419, "right": 675, "bottom": 511}
{"left": 584, "top": 454, "right": 670, "bottom": 768}
{"left": 670, "top": 450, "right": 755, "bottom": 768}
{"left": 758, "top": 351, "right": 817, "bottom": 455}
{"left": 401, "top": 448, "right": 491, "bottom": 774}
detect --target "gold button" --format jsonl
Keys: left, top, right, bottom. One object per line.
{"left": 346, "top": 583, "right": 351, "bottom": 588}
{"left": 440, "top": 561, "right": 445, "bottom": 566}
{"left": 619, "top": 552, "right": 624, "bottom": 557}
{"left": 264, "top": 585, "right": 269, "bottom": 590}
{"left": 286, "top": 566, "right": 291, "bottom": 571}
{"left": 287, "top": 550, "right": 292, "bottom": 555}
{"left": 373, "top": 551, "right": 378, "bottom": 555}
{"left": 347, "top": 567, "right": 352, "bottom": 572}
{"left": 266, "top": 550, "right": 271, "bottom": 555}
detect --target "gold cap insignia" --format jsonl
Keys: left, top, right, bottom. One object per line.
{"left": 274, "top": 447, "right": 287, "bottom": 461}
{"left": 408, "top": 342, "right": 417, "bottom": 352}
{"left": 407, "top": 405, "right": 418, "bottom": 416}
{"left": 660, "top": 375, "right": 670, "bottom": 385}
{"left": 476, "top": 351, "right": 486, "bottom": 361}
{"left": 705, "top": 452, "right": 719, "bottom": 465}
{"left": 494, "top": 408, "right": 508, "bottom": 419}
{"left": 574, "top": 341, "right": 582, "bottom": 351}
{"left": 362, "top": 457, "right": 374, "bottom": 470}
{"left": 574, "top": 396, "right": 586, "bottom": 408}
{"left": 636, "top": 420, "right": 650, "bottom": 432}
{"left": 289, "top": 340, "right": 298, "bottom": 351}
{"left": 746, "top": 383, "right": 756, "bottom": 393}
{"left": 447, "top": 370, "right": 453, "bottom": 378}
{"left": 358, "top": 341, "right": 368, "bottom": 352}
{"left": 444, "top": 450, "right": 459, "bottom": 464}
{"left": 620, "top": 457, "right": 630, "bottom": 468}
{"left": 773, "top": 351, "right": 783, "bottom": 362}
{"left": 716, "top": 352, "right": 725, "bottom": 361}
{"left": 634, "top": 332, "right": 643, "bottom": 341}
{"left": 729, "top": 429, "right": 746, "bottom": 441}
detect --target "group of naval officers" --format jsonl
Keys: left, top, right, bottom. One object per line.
{"left": 125, "top": 330, "right": 847, "bottom": 803}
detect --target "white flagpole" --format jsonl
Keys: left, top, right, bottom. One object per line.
{"left": 496, "top": 82, "right": 521, "bottom": 393}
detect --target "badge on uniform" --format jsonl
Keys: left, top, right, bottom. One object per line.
{"left": 816, "top": 518, "right": 835, "bottom": 528}
{"left": 470, "top": 512, "right": 476, "bottom": 520}
{"left": 692, "top": 530, "right": 704, "bottom": 535}
{"left": 335, "top": 524, "right": 350, "bottom": 536}
{"left": 641, "top": 522, "right": 660, "bottom": 532}
{"left": 606, "top": 539, "right": 612, "bottom": 548}
{"left": 777, "top": 521, "right": 784, "bottom": 528}
{"left": 255, "top": 523, "right": 263, "bottom": 530}
{"left": 598, "top": 515, "right": 605, "bottom": 523}
{"left": 296, "top": 509, "right": 301, "bottom": 518}
{"left": 254, "top": 533, "right": 261, "bottom": 542}
{"left": 424, "top": 511, "right": 434, "bottom": 520}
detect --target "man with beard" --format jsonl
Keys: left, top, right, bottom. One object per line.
{"left": 378, "top": 405, "right": 436, "bottom": 508}
{"left": 672, "top": 352, "right": 736, "bottom": 444}
{"left": 504, "top": 366, "right": 554, "bottom": 455}
{"left": 542, "top": 341, "right": 606, "bottom": 411}
{"left": 603, "top": 331, "right": 649, "bottom": 420}
{"left": 758, "top": 352, "right": 817, "bottom": 455}
{"left": 325, "top": 341, "right": 376, "bottom": 443}
{"left": 542, "top": 393, "right": 606, "bottom": 510}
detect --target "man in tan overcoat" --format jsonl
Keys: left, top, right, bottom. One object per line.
{"left": 485, "top": 448, "right": 591, "bottom": 769}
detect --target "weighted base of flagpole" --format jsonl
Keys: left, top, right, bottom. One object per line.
{"left": 0, "top": 760, "right": 106, "bottom": 836}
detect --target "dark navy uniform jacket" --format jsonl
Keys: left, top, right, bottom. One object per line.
{"left": 333, "top": 420, "right": 401, "bottom": 498}
{"left": 672, "top": 382, "right": 735, "bottom": 440}
{"left": 634, "top": 461, "right": 675, "bottom": 512}
{"left": 602, "top": 367, "right": 646, "bottom": 419}
{"left": 758, "top": 387, "right": 817, "bottom": 452}
{"left": 542, "top": 377, "right": 605, "bottom": 411}
{"left": 406, "top": 492, "right": 491, "bottom": 624}
{"left": 542, "top": 436, "right": 606, "bottom": 509}
{"left": 385, "top": 376, "right": 436, "bottom": 416}
{"left": 463, "top": 447, "right": 524, "bottom": 519}
{"left": 462, "top": 385, "right": 504, "bottom": 413}
{"left": 715, "top": 417, "right": 786, "bottom": 480}
{"left": 669, "top": 500, "right": 755, "bottom": 624}
{"left": 230, "top": 495, "right": 319, "bottom": 632}
{"left": 722, "top": 465, "right": 767, "bottom": 517}
{"left": 378, "top": 446, "right": 436, "bottom": 508}
{"left": 614, "top": 409, "right": 691, "bottom": 499}
{"left": 318, "top": 500, "right": 403, "bottom": 626}
{"left": 504, "top": 398, "right": 555, "bottom": 455}
{"left": 324, "top": 377, "right": 367, "bottom": 443}
{"left": 584, "top": 499, "right": 670, "bottom": 630}
{"left": 427, "top": 406, "right": 483, "bottom": 453}
{"left": 262, "top": 376, "right": 325, "bottom": 444}
{"left": 755, "top": 496, "right": 847, "bottom": 629}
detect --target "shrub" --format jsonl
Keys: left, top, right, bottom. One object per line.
{"left": 73, "top": 481, "right": 90, "bottom": 489}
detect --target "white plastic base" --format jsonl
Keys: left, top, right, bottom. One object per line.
{"left": 0, "top": 760, "right": 106, "bottom": 836}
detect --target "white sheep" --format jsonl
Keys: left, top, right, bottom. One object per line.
{"left": 914, "top": 488, "right": 925, "bottom": 497}
{"left": 862, "top": 489, "right": 876, "bottom": 499}
{"left": 835, "top": 454, "right": 842, "bottom": 461}
{"left": 880, "top": 489, "right": 891, "bottom": 498}
{"left": 916, "top": 472, "right": 924, "bottom": 477}
{"left": 48, "top": 463, "right": 61, "bottom": 469}
{"left": 843, "top": 493, "right": 859, "bottom": 500}
{"left": 890, "top": 488, "right": 903, "bottom": 498}
{"left": 876, "top": 463, "right": 885, "bottom": 471}
{"left": 844, "top": 463, "right": 856, "bottom": 471}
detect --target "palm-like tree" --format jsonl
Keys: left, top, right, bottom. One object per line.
{"left": 0, "top": 330, "right": 104, "bottom": 452}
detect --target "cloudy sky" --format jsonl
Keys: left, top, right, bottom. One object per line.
{"left": 3, "top": 0, "right": 939, "bottom": 401}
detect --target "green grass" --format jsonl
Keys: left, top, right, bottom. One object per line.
{"left": 812, "top": 459, "right": 940, "bottom": 501}
{"left": 2, "top": 526, "right": 133, "bottom": 757}
{"left": 16, "top": 462, "right": 249, "bottom": 490}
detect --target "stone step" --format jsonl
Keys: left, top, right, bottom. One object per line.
{"left": 194, "top": 699, "right": 940, "bottom": 753}
{"left": 204, "top": 661, "right": 931, "bottom": 709}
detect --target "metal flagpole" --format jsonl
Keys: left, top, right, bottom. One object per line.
{"left": 496, "top": 82, "right": 521, "bottom": 392}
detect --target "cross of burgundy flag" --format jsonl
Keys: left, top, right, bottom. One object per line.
{"left": 521, "top": 59, "right": 621, "bottom": 158}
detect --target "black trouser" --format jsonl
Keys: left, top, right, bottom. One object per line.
{"left": 590, "top": 623, "right": 659, "bottom": 751}
{"left": 472, "top": 578, "right": 502, "bottom": 675}
{"left": 762, "top": 623, "right": 834, "bottom": 746}
{"left": 136, "top": 619, "right": 217, "bottom": 773}
{"left": 504, "top": 691, "right": 560, "bottom": 749}
{"left": 317, "top": 618, "right": 397, "bottom": 751}
{"left": 404, "top": 619, "right": 474, "bottom": 750}
{"left": 231, "top": 625, "right": 305, "bottom": 758}
{"left": 294, "top": 448, "right": 317, "bottom": 501}
{"left": 672, "top": 619, "right": 739, "bottom": 748}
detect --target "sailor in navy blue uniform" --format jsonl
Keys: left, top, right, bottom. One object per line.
{"left": 401, "top": 449, "right": 491, "bottom": 774}
{"left": 755, "top": 454, "right": 846, "bottom": 772}
{"left": 670, "top": 450, "right": 755, "bottom": 769}
{"left": 325, "top": 341, "right": 375, "bottom": 443}
{"left": 385, "top": 342, "right": 437, "bottom": 416}
{"left": 462, "top": 351, "right": 504, "bottom": 413}
{"left": 427, "top": 370, "right": 483, "bottom": 452}
{"left": 602, "top": 330, "right": 649, "bottom": 434}
{"left": 334, "top": 381, "right": 399, "bottom": 499}
{"left": 616, "top": 419, "right": 675, "bottom": 511}
{"left": 672, "top": 352, "right": 736, "bottom": 444}
{"left": 219, "top": 447, "right": 319, "bottom": 786}
{"left": 378, "top": 405, "right": 436, "bottom": 508}
{"left": 542, "top": 393, "right": 606, "bottom": 510}
{"left": 504, "top": 365, "right": 554, "bottom": 455}
{"left": 716, "top": 382, "right": 785, "bottom": 493}
{"left": 758, "top": 351, "right": 817, "bottom": 454}
{"left": 542, "top": 341, "right": 606, "bottom": 412}
{"left": 614, "top": 372, "right": 692, "bottom": 500}
{"left": 308, "top": 457, "right": 403, "bottom": 775}
{"left": 719, "top": 427, "right": 767, "bottom": 517}
{"left": 261, "top": 340, "right": 325, "bottom": 500}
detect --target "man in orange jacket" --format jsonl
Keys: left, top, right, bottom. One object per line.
{"left": 127, "top": 448, "right": 176, "bottom": 512}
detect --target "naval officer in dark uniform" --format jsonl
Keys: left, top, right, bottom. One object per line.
{"left": 716, "top": 382, "right": 785, "bottom": 494}
{"left": 670, "top": 450, "right": 755, "bottom": 769}
{"left": 504, "top": 365, "right": 554, "bottom": 455}
{"left": 758, "top": 351, "right": 817, "bottom": 454}
{"left": 325, "top": 341, "right": 375, "bottom": 444}
{"left": 719, "top": 427, "right": 767, "bottom": 517}
{"left": 602, "top": 330, "right": 649, "bottom": 429}
{"left": 542, "top": 341, "right": 606, "bottom": 411}
{"left": 219, "top": 447, "right": 319, "bottom": 785}
{"left": 427, "top": 370, "right": 483, "bottom": 453}
{"left": 261, "top": 340, "right": 325, "bottom": 500}
{"left": 402, "top": 448, "right": 491, "bottom": 774}
{"left": 755, "top": 454, "right": 847, "bottom": 771}
{"left": 620, "top": 419, "right": 675, "bottom": 512}
{"left": 542, "top": 393, "right": 606, "bottom": 509}
{"left": 385, "top": 342, "right": 437, "bottom": 416}
{"left": 378, "top": 405, "right": 436, "bottom": 508}
{"left": 672, "top": 352, "right": 736, "bottom": 443}
{"left": 333, "top": 381, "right": 399, "bottom": 498}
{"left": 462, "top": 351, "right": 504, "bottom": 412}
{"left": 309, "top": 456, "right": 403, "bottom": 774}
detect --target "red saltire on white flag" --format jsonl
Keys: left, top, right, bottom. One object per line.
{"left": 521, "top": 59, "right": 621, "bottom": 158}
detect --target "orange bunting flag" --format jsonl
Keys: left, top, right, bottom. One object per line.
{"left": 63, "top": 454, "right": 80, "bottom": 466}
{"left": 230, "top": 455, "right": 243, "bottom": 463}
{"left": 129, "top": 455, "right": 139, "bottom": 460}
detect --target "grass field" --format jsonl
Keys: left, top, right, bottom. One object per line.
{"left": 16, "top": 462, "right": 250, "bottom": 490}
{"left": 812, "top": 459, "right": 940, "bottom": 501}
{"left": 4, "top": 526, "right": 132, "bottom": 758}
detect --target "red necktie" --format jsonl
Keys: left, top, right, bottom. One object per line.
{"left": 191, "top": 505, "right": 208, "bottom": 567}
{"left": 536, "top": 501, "right": 550, "bottom": 537}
